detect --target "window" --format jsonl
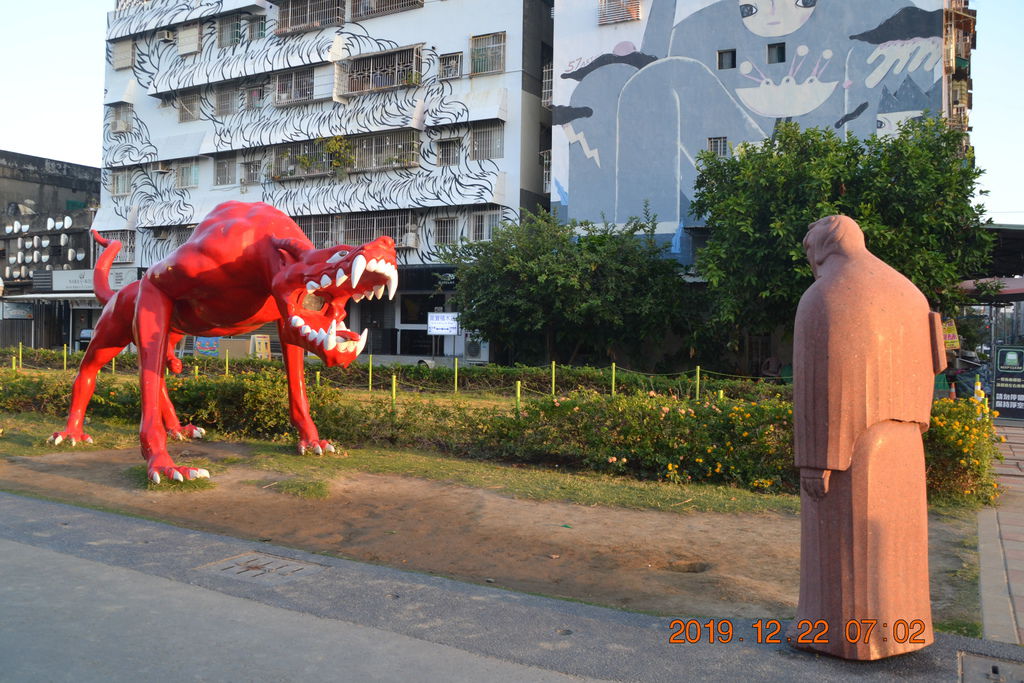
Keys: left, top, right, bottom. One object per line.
{"left": 245, "top": 85, "right": 265, "bottom": 109}
{"left": 343, "top": 47, "right": 422, "bottom": 95}
{"left": 294, "top": 215, "right": 343, "bottom": 248}
{"left": 111, "top": 40, "right": 135, "bottom": 70}
{"left": 471, "top": 208, "right": 500, "bottom": 241}
{"left": 215, "top": 87, "right": 239, "bottom": 116}
{"left": 275, "top": 0, "right": 345, "bottom": 34}
{"left": 707, "top": 137, "right": 729, "bottom": 157}
{"left": 178, "top": 93, "right": 201, "bottom": 122}
{"left": 110, "top": 103, "right": 133, "bottom": 133}
{"left": 275, "top": 68, "right": 315, "bottom": 105}
{"left": 439, "top": 52, "right": 462, "bottom": 80}
{"left": 717, "top": 49, "right": 737, "bottom": 70}
{"left": 110, "top": 169, "right": 132, "bottom": 196}
{"left": 214, "top": 155, "right": 236, "bottom": 185}
{"left": 598, "top": 0, "right": 641, "bottom": 24}
{"left": 436, "top": 139, "right": 460, "bottom": 167}
{"left": 352, "top": 0, "right": 423, "bottom": 21}
{"left": 541, "top": 61, "right": 553, "bottom": 107}
{"left": 470, "top": 121, "right": 503, "bottom": 160}
{"left": 272, "top": 140, "right": 331, "bottom": 178}
{"left": 343, "top": 210, "right": 410, "bottom": 244}
{"left": 218, "top": 14, "right": 242, "bottom": 48}
{"left": 767, "top": 43, "right": 786, "bottom": 64}
{"left": 350, "top": 129, "right": 421, "bottom": 172}
{"left": 434, "top": 217, "right": 457, "bottom": 245}
{"left": 241, "top": 160, "right": 262, "bottom": 184}
{"left": 175, "top": 159, "right": 200, "bottom": 188}
{"left": 178, "top": 23, "right": 201, "bottom": 55}
{"left": 470, "top": 32, "right": 505, "bottom": 75}
{"left": 248, "top": 15, "right": 267, "bottom": 40}
{"left": 103, "top": 230, "right": 136, "bottom": 264}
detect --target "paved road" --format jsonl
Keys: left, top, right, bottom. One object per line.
{"left": 1, "top": 493, "right": 1022, "bottom": 682}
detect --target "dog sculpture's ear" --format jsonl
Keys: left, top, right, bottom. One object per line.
{"left": 271, "top": 237, "right": 306, "bottom": 265}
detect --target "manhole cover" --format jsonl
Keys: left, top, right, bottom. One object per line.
{"left": 197, "top": 552, "right": 325, "bottom": 585}
{"left": 959, "top": 652, "right": 1024, "bottom": 683}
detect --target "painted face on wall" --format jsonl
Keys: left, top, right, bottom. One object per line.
{"left": 875, "top": 111, "right": 924, "bottom": 138}
{"left": 739, "top": 0, "right": 818, "bottom": 38}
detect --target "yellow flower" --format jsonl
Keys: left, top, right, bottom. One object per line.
{"left": 696, "top": 457, "right": 703, "bottom": 463}
{"left": 742, "top": 432, "right": 748, "bottom": 437}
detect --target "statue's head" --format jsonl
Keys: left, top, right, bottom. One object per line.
{"left": 803, "top": 215, "right": 864, "bottom": 277}
{"left": 270, "top": 235, "right": 398, "bottom": 367}
{"left": 739, "top": 0, "right": 818, "bottom": 38}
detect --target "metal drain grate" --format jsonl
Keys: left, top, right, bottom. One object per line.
{"left": 960, "top": 652, "right": 1024, "bottom": 682}
{"left": 198, "top": 552, "right": 325, "bottom": 585}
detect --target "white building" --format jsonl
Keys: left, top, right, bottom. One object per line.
{"left": 99, "top": 0, "right": 553, "bottom": 362}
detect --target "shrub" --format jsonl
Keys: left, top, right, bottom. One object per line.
{"left": 924, "top": 398, "right": 1004, "bottom": 505}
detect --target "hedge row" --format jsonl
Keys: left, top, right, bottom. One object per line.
{"left": 0, "top": 369, "right": 1001, "bottom": 505}
{"left": 1, "top": 346, "right": 790, "bottom": 402}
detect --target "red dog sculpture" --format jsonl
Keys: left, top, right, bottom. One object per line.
{"left": 50, "top": 201, "right": 398, "bottom": 483}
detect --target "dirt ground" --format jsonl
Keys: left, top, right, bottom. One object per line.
{"left": 0, "top": 441, "right": 978, "bottom": 622}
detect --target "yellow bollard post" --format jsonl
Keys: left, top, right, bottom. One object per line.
{"left": 454, "top": 357, "right": 459, "bottom": 394}
{"left": 391, "top": 373, "right": 397, "bottom": 412}
{"left": 11, "top": 357, "right": 15, "bottom": 372}
{"left": 63, "top": 344, "right": 67, "bottom": 371}
{"left": 695, "top": 366, "right": 701, "bottom": 400}
{"left": 611, "top": 362, "right": 616, "bottom": 397}
{"left": 515, "top": 380, "right": 521, "bottom": 415}
{"left": 316, "top": 370, "right": 321, "bottom": 388}
{"left": 718, "top": 389, "right": 724, "bottom": 401}
{"left": 18, "top": 342, "right": 22, "bottom": 370}
{"left": 368, "top": 354, "right": 373, "bottom": 392}
{"left": 194, "top": 364, "right": 199, "bottom": 379}
{"left": 224, "top": 349, "right": 229, "bottom": 376}
{"left": 112, "top": 356, "right": 116, "bottom": 374}
{"left": 551, "top": 361, "right": 556, "bottom": 397}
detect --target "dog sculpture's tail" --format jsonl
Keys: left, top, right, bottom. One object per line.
{"left": 90, "top": 229, "right": 121, "bottom": 306}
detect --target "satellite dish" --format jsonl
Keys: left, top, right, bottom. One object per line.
{"left": 60, "top": 234, "right": 69, "bottom": 246}
{"left": 3, "top": 267, "right": 9, "bottom": 279}
{"left": 47, "top": 217, "right": 55, "bottom": 230}
{"left": 62, "top": 264, "right": 71, "bottom": 270}
{"left": 20, "top": 223, "right": 28, "bottom": 233}
{"left": 3, "top": 225, "right": 11, "bottom": 234}
{"left": 13, "top": 221, "right": 21, "bottom": 232}
{"left": 67, "top": 248, "right": 75, "bottom": 261}
{"left": 33, "top": 236, "right": 40, "bottom": 248}
{"left": 6, "top": 256, "right": 14, "bottom": 264}
{"left": 45, "top": 264, "right": 52, "bottom": 271}
{"left": 64, "top": 215, "right": 73, "bottom": 229}
{"left": 16, "top": 237, "right": 22, "bottom": 249}
{"left": 16, "top": 252, "right": 23, "bottom": 264}
{"left": 32, "top": 251, "right": 39, "bottom": 262}
{"left": 76, "top": 251, "right": 85, "bottom": 261}
{"left": 41, "top": 254, "right": 49, "bottom": 263}
{"left": 20, "top": 265, "right": 27, "bottom": 278}
{"left": 41, "top": 237, "right": 49, "bottom": 247}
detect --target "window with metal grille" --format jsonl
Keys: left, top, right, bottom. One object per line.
{"left": 294, "top": 215, "right": 343, "bottom": 248}
{"left": 436, "top": 138, "right": 460, "bottom": 167}
{"left": 275, "top": 0, "right": 345, "bottom": 34}
{"left": 470, "top": 32, "right": 505, "bottom": 75}
{"left": 351, "top": 0, "right": 423, "bottom": 21}
{"left": 598, "top": 0, "right": 640, "bottom": 24}
{"left": 248, "top": 15, "right": 267, "bottom": 40}
{"left": 111, "top": 40, "right": 135, "bottom": 69}
{"left": 104, "top": 230, "right": 136, "bottom": 264}
{"left": 434, "top": 217, "right": 457, "bottom": 245}
{"left": 175, "top": 159, "right": 200, "bottom": 188}
{"left": 541, "top": 61, "right": 553, "bottom": 107}
{"left": 350, "top": 129, "right": 420, "bottom": 172}
{"left": 110, "top": 103, "right": 133, "bottom": 133}
{"left": 470, "top": 121, "right": 503, "bottom": 160}
{"left": 439, "top": 52, "right": 462, "bottom": 80}
{"left": 272, "top": 139, "right": 331, "bottom": 178}
{"left": 241, "top": 160, "right": 263, "bottom": 184}
{"left": 111, "top": 169, "right": 132, "bottom": 196}
{"left": 214, "top": 155, "right": 236, "bottom": 185}
{"left": 717, "top": 49, "right": 736, "bottom": 70}
{"left": 218, "top": 14, "right": 242, "bottom": 48}
{"left": 178, "top": 93, "right": 201, "bottom": 122}
{"left": 245, "top": 85, "right": 265, "bottom": 109}
{"left": 275, "top": 68, "right": 315, "bottom": 105}
{"left": 343, "top": 47, "right": 421, "bottom": 95}
{"left": 343, "top": 210, "right": 410, "bottom": 244}
{"left": 767, "top": 43, "right": 786, "bottom": 64}
{"left": 471, "top": 208, "right": 500, "bottom": 241}
{"left": 215, "top": 87, "right": 239, "bottom": 116}
{"left": 707, "top": 137, "right": 729, "bottom": 157}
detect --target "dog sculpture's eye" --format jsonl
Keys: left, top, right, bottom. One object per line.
{"left": 301, "top": 293, "right": 326, "bottom": 311}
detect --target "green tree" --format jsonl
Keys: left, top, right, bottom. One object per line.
{"left": 692, "top": 118, "right": 993, "bottom": 349}
{"left": 438, "top": 209, "right": 696, "bottom": 366}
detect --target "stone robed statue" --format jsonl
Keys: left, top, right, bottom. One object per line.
{"left": 791, "top": 215, "right": 946, "bottom": 660}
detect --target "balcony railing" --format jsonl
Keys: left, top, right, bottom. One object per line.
{"left": 351, "top": 0, "right": 423, "bottom": 21}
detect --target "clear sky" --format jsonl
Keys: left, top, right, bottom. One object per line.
{"left": 0, "top": 1, "right": 1019, "bottom": 222}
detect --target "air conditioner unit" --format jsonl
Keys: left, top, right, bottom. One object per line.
{"left": 464, "top": 337, "right": 490, "bottom": 364}
{"left": 397, "top": 232, "right": 420, "bottom": 250}
{"left": 156, "top": 29, "right": 175, "bottom": 42}
{"left": 154, "top": 162, "right": 173, "bottom": 173}
{"left": 111, "top": 120, "right": 131, "bottom": 133}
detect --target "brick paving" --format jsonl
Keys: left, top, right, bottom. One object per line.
{"left": 991, "top": 421, "right": 1024, "bottom": 643}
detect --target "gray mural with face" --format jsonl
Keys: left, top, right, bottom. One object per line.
{"left": 556, "top": 0, "right": 943, "bottom": 262}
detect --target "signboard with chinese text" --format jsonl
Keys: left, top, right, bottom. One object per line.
{"left": 942, "top": 319, "right": 960, "bottom": 350}
{"left": 52, "top": 268, "right": 140, "bottom": 292}
{"left": 993, "top": 346, "right": 1024, "bottom": 420}
{"left": 1, "top": 302, "right": 33, "bottom": 320}
{"left": 427, "top": 312, "right": 460, "bottom": 336}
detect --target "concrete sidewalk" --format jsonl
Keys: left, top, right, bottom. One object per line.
{"left": 982, "top": 420, "right": 1024, "bottom": 644}
{"left": 1, "top": 492, "right": 1022, "bottom": 682}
